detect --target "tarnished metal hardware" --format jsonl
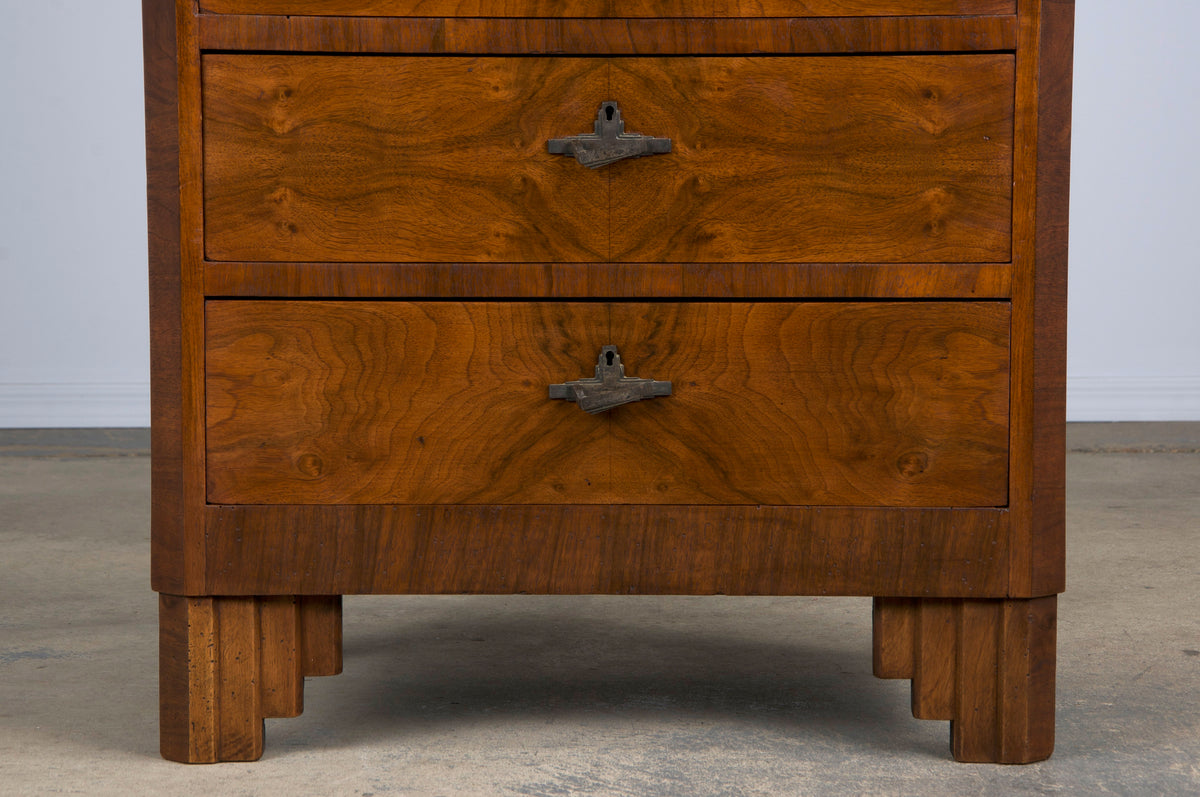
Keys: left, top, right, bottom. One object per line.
{"left": 549, "top": 345, "right": 672, "bottom": 414}
{"left": 548, "top": 102, "right": 671, "bottom": 169}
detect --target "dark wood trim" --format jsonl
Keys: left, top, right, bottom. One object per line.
{"left": 159, "top": 594, "right": 202, "bottom": 761}
{"left": 198, "top": 0, "right": 1017, "bottom": 17}
{"left": 1008, "top": 0, "right": 1070, "bottom": 597}
{"left": 204, "top": 262, "right": 1013, "bottom": 299}
{"left": 204, "top": 505, "right": 1010, "bottom": 597}
{"left": 177, "top": 0, "right": 210, "bottom": 594}
{"left": 1006, "top": 0, "right": 1036, "bottom": 595}
{"left": 1027, "top": 0, "right": 1072, "bottom": 595}
{"left": 145, "top": 0, "right": 187, "bottom": 593}
{"left": 197, "top": 14, "right": 1017, "bottom": 55}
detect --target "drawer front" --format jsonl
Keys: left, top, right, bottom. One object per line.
{"left": 203, "top": 54, "right": 1013, "bottom": 264}
{"left": 608, "top": 56, "right": 1013, "bottom": 263}
{"left": 205, "top": 301, "right": 1010, "bottom": 506}
{"left": 203, "top": 57, "right": 609, "bottom": 263}
{"left": 198, "top": 2, "right": 1018, "bottom": 18}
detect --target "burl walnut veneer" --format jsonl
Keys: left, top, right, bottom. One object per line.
{"left": 144, "top": 0, "right": 1072, "bottom": 764}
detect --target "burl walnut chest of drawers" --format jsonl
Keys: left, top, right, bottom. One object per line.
{"left": 144, "top": 0, "right": 1073, "bottom": 764}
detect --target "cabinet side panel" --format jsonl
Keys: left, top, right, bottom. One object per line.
{"left": 148, "top": 0, "right": 207, "bottom": 593}
{"left": 145, "top": 0, "right": 185, "bottom": 593}
{"left": 1028, "top": 0, "right": 1072, "bottom": 595}
{"left": 1009, "top": 0, "right": 1071, "bottom": 597}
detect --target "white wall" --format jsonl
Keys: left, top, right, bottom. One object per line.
{"left": 1066, "top": 0, "right": 1200, "bottom": 420}
{"left": 0, "top": 1, "right": 1197, "bottom": 427}
{"left": 0, "top": 1, "right": 149, "bottom": 427}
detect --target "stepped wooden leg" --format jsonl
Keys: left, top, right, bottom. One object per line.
{"left": 913, "top": 600, "right": 957, "bottom": 721}
{"left": 872, "top": 597, "right": 916, "bottom": 679}
{"left": 299, "top": 595, "right": 343, "bottom": 677}
{"left": 159, "top": 594, "right": 344, "bottom": 763}
{"left": 259, "top": 597, "right": 304, "bottom": 718}
{"left": 872, "top": 596, "right": 1057, "bottom": 763}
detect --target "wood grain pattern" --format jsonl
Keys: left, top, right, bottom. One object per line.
{"left": 997, "top": 595, "right": 1057, "bottom": 762}
{"left": 870, "top": 596, "right": 1056, "bottom": 763}
{"left": 198, "top": 14, "right": 1018, "bottom": 55}
{"left": 159, "top": 594, "right": 218, "bottom": 763}
{"left": 204, "top": 55, "right": 1012, "bottom": 265}
{"left": 258, "top": 596, "right": 303, "bottom": 717}
{"left": 872, "top": 597, "right": 917, "bottom": 678}
{"left": 145, "top": 0, "right": 187, "bottom": 594}
{"left": 159, "top": 594, "right": 344, "bottom": 762}
{"left": 1027, "top": 0, "right": 1072, "bottom": 596}
{"left": 299, "top": 596, "right": 344, "bottom": 676}
{"left": 612, "top": 302, "right": 1010, "bottom": 505}
{"left": 215, "top": 597, "right": 263, "bottom": 761}
{"left": 912, "top": 599, "right": 956, "bottom": 719}
{"left": 146, "top": 0, "right": 210, "bottom": 596}
{"left": 148, "top": 0, "right": 211, "bottom": 596}
{"left": 199, "top": 0, "right": 1017, "bottom": 15}
{"left": 204, "top": 262, "right": 1013, "bottom": 300}
{"left": 953, "top": 599, "right": 1001, "bottom": 761}
{"left": 205, "top": 301, "right": 1009, "bottom": 507}
{"left": 1008, "top": 0, "right": 1071, "bottom": 598}
{"left": 179, "top": 1, "right": 213, "bottom": 596}
{"left": 1007, "top": 0, "right": 1039, "bottom": 599}
{"left": 203, "top": 56, "right": 607, "bottom": 263}
{"left": 611, "top": 55, "right": 1013, "bottom": 263}
{"left": 205, "top": 505, "right": 1009, "bottom": 596}
{"left": 950, "top": 596, "right": 1056, "bottom": 762}
{"left": 206, "top": 301, "right": 611, "bottom": 504}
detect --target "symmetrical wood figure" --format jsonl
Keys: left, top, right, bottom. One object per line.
{"left": 145, "top": 0, "right": 1072, "bottom": 764}
{"left": 203, "top": 55, "right": 1014, "bottom": 264}
{"left": 205, "top": 301, "right": 1010, "bottom": 506}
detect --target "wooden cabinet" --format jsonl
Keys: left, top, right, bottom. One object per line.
{"left": 144, "top": 0, "right": 1073, "bottom": 764}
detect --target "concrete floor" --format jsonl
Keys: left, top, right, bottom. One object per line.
{"left": 0, "top": 424, "right": 1197, "bottom": 796}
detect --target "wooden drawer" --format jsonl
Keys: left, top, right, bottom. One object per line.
{"left": 205, "top": 300, "right": 1010, "bottom": 507}
{"left": 198, "top": 1, "right": 1017, "bottom": 18}
{"left": 203, "top": 54, "right": 1014, "bottom": 264}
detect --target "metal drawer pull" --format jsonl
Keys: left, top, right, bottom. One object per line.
{"left": 549, "top": 345, "right": 672, "bottom": 414}
{"left": 548, "top": 102, "right": 671, "bottom": 169}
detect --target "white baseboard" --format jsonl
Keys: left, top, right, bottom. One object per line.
{"left": 1068, "top": 376, "right": 1200, "bottom": 422}
{"left": 1, "top": 378, "right": 1196, "bottom": 427}
{"left": 0, "top": 383, "right": 150, "bottom": 428}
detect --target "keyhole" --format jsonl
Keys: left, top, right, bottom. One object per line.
{"left": 605, "top": 104, "right": 615, "bottom": 121}
{"left": 606, "top": 350, "right": 615, "bottom": 366}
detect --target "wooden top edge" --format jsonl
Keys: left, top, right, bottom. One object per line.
{"left": 197, "top": 0, "right": 1018, "bottom": 19}
{"left": 197, "top": 14, "right": 1019, "bottom": 54}
{"left": 204, "top": 504, "right": 1011, "bottom": 514}
{"left": 196, "top": 12, "right": 1017, "bottom": 19}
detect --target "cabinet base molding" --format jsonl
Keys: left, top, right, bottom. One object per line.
{"left": 873, "top": 596, "right": 1057, "bottom": 763}
{"left": 158, "top": 594, "right": 342, "bottom": 763}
